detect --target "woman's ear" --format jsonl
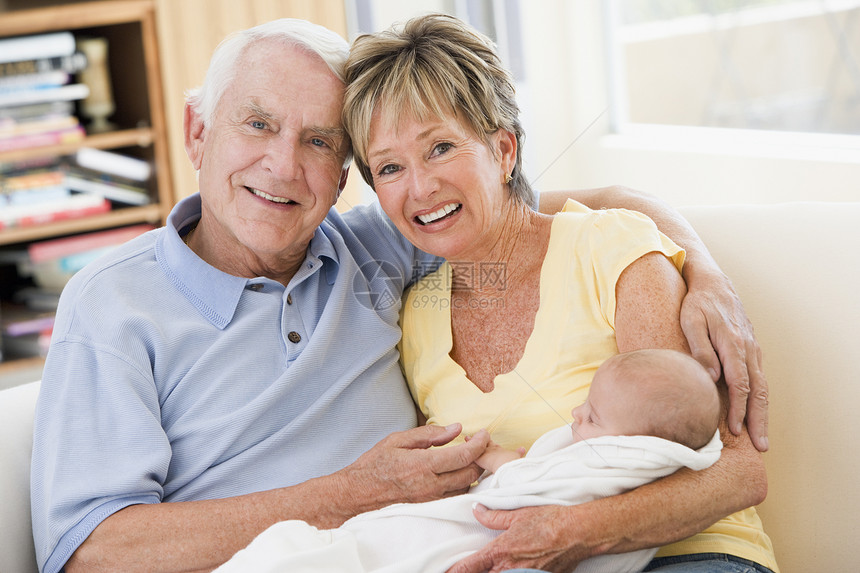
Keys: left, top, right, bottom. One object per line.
{"left": 184, "top": 102, "right": 206, "bottom": 171}
{"left": 495, "top": 129, "right": 517, "bottom": 176}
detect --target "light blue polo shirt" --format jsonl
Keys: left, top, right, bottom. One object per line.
{"left": 31, "top": 193, "right": 439, "bottom": 573}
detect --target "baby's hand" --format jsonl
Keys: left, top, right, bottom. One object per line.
{"left": 471, "top": 437, "right": 525, "bottom": 474}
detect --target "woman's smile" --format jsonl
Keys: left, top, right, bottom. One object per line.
{"left": 415, "top": 202, "right": 462, "bottom": 225}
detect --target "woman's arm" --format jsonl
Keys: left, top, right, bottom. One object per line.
{"left": 539, "top": 186, "right": 768, "bottom": 452}
{"left": 447, "top": 252, "right": 766, "bottom": 573}
{"left": 451, "top": 417, "right": 765, "bottom": 573}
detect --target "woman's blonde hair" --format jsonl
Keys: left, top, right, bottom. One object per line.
{"left": 343, "top": 13, "right": 534, "bottom": 207}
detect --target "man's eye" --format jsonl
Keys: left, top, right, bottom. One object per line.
{"left": 310, "top": 138, "right": 329, "bottom": 148}
{"left": 250, "top": 120, "right": 267, "bottom": 130}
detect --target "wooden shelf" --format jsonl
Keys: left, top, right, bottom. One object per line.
{"left": 0, "top": 127, "right": 154, "bottom": 163}
{"left": 0, "top": 205, "right": 162, "bottom": 246}
{"left": 0, "top": 1, "right": 154, "bottom": 36}
{"left": 0, "top": 0, "right": 173, "bottom": 372}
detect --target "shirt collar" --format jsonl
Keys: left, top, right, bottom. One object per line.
{"left": 310, "top": 208, "right": 341, "bottom": 286}
{"left": 157, "top": 194, "right": 340, "bottom": 329}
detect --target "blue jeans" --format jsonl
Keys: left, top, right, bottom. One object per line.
{"left": 644, "top": 553, "right": 775, "bottom": 572}
{"left": 503, "top": 554, "right": 775, "bottom": 573}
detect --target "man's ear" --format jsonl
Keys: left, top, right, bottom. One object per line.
{"left": 184, "top": 102, "right": 206, "bottom": 171}
{"left": 336, "top": 166, "right": 350, "bottom": 200}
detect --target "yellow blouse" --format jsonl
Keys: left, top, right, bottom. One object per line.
{"left": 399, "top": 199, "right": 778, "bottom": 571}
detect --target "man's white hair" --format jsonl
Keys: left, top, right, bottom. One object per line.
{"left": 186, "top": 18, "right": 350, "bottom": 127}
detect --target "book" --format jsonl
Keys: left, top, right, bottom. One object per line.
{"left": 0, "top": 82, "right": 89, "bottom": 108}
{"left": 0, "top": 193, "right": 110, "bottom": 230}
{"left": 0, "top": 328, "right": 52, "bottom": 359}
{"left": 2, "top": 185, "right": 69, "bottom": 207}
{"left": 0, "top": 300, "right": 53, "bottom": 359}
{"left": 11, "top": 287, "right": 61, "bottom": 313}
{"left": 75, "top": 147, "right": 152, "bottom": 181}
{"left": 0, "top": 32, "right": 76, "bottom": 65}
{"left": 0, "top": 70, "right": 70, "bottom": 93}
{"left": 64, "top": 173, "right": 151, "bottom": 206}
{"left": 0, "top": 52, "right": 87, "bottom": 78}
{"left": 0, "top": 125, "right": 85, "bottom": 153}
{"left": 0, "top": 155, "right": 59, "bottom": 177}
{"left": 2, "top": 305, "right": 54, "bottom": 336}
{"left": 0, "top": 114, "right": 79, "bottom": 138}
{"left": 0, "top": 100, "right": 75, "bottom": 122}
{"left": 27, "top": 223, "right": 155, "bottom": 264}
{"left": 1, "top": 169, "right": 69, "bottom": 206}
{"left": 2, "top": 169, "right": 65, "bottom": 192}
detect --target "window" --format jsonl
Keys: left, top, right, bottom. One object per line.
{"left": 606, "top": 0, "right": 860, "bottom": 135}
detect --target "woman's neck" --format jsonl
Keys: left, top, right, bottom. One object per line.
{"left": 449, "top": 202, "right": 552, "bottom": 295}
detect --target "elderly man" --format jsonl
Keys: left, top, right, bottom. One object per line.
{"left": 31, "top": 18, "right": 767, "bottom": 573}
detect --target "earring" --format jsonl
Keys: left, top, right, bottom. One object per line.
{"left": 504, "top": 173, "right": 513, "bottom": 184}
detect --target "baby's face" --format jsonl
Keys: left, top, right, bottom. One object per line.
{"left": 570, "top": 365, "right": 640, "bottom": 443}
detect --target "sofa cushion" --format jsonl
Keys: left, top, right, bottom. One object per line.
{"left": 0, "top": 380, "right": 40, "bottom": 573}
{"left": 680, "top": 202, "right": 860, "bottom": 573}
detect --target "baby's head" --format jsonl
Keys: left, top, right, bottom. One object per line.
{"left": 572, "top": 349, "right": 721, "bottom": 450}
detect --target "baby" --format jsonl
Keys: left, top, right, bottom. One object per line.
{"left": 476, "top": 347, "right": 721, "bottom": 474}
{"left": 217, "top": 349, "right": 722, "bottom": 573}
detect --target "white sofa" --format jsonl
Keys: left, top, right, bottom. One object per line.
{"left": 1, "top": 201, "right": 857, "bottom": 573}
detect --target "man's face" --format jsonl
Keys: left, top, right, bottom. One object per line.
{"left": 186, "top": 39, "right": 349, "bottom": 277}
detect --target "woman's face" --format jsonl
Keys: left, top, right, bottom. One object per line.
{"left": 365, "top": 111, "right": 516, "bottom": 261}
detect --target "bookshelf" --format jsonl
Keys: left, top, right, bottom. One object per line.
{"left": 0, "top": 0, "right": 173, "bottom": 377}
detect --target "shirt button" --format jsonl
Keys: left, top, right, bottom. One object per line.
{"left": 287, "top": 294, "right": 293, "bottom": 305}
{"left": 248, "top": 283, "right": 263, "bottom": 291}
{"left": 287, "top": 331, "right": 301, "bottom": 344}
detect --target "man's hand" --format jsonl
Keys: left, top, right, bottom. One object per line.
{"left": 681, "top": 268, "right": 769, "bottom": 452}
{"left": 340, "top": 424, "right": 489, "bottom": 515}
{"left": 447, "top": 505, "right": 585, "bottom": 573}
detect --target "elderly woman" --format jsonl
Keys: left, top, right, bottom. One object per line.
{"left": 343, "top": 14, "right": 777, "bottom": 573}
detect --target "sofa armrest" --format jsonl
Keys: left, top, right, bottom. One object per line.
{"left": 0, "top": 380, "right": 40, "bottom": 573}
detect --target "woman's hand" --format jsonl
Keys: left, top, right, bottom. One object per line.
{"left": 446, "top": 505, "right": 587, "bottom": 573}
{"left": 680, "top": 266, "right": 769, "bottom": 452}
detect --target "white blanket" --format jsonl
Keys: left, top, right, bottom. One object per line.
{"left": 217, "top": 427, "right": 722, "bottom": 573}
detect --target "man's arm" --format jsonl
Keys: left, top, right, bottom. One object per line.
{"left": 66, "top": 424, "right": 489, "bottom": 573}
{"left": 539, "top": 186, "right": 768, "bottom": 452}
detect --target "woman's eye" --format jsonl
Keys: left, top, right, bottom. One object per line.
{"left": 250, "top": 120, "right": 267, "bottom": 130}
{"left": 432, "top": 142, "right": 453, "bottom": 156}
{"left": 378, "top": 164, "right": 400, "bottom": 176}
